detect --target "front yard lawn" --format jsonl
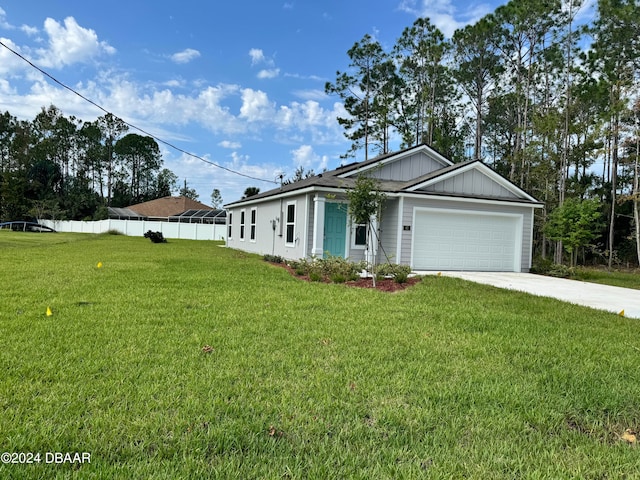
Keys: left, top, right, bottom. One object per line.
{"left": 1, "top": 232, "right": 639, "bottom": 479}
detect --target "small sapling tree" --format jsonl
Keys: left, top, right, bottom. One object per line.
{"left": 346, "top": 174, "right": 386, "bottom": 285}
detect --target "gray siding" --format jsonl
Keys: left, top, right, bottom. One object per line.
{"left": 378, "top": 198, "right": 398, "bottom": 264}
{"left": 226, "top": 193, "right": 309, "bottom": 260}
{"left": 399, "top": 196, "right": 534, "bottom": 271}
{"left": 419, "top": 168, "right": 518, "bottom": 199}
{"left": 368, "top": 151, "right": 445, "bottom": 181}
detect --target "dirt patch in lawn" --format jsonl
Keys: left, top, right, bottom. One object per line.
{"left": 271, "top": 262, "right": 422, "bottom": 293}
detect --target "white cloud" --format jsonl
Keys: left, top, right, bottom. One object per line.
{"left": 239, "top": 88, "right": 275, "bottom": 121}
{"left": 163, "top": 79, "right": 184, "bottom": 88}
{"left": 249, "top": 48, "right": 279, "bottom": 78}
{"left": 170, "top": 48, "right": 200, "bottom": 64}
{"left": 398, "top": 0, "right": 492, "bottom": 37}
{"left": 0, "top": 37, "right": 28, "bottom": 75}
{"left": 292, "top": 89, "right": 327, "bottom": 101}
{"left": 36, "top": 16, "right": 115, "bottom": 68}
{"left": 219, "top": 140, "right": 242, "bottom": 149}
{"left": 257, "top": 68, "right": 280, "bottom": 79}
{"left": 0, "top": 7, "right": 14, "bottom": 29}
{"left": 575, "top": 0, "right": 597, "bottom": 24}
{"left": 285, "top": 72, "right": 325, "bottom": 82}
{"left": 276, "top": 100, "right": 336, "bottom": 130}
{"left": 20, "top": 24, "right": 38, "bottom": 36}
{"left": 249, "top": 48, "right": 266, "bottom": 65}
{"left": 291, "top": 144, "right": 328, "bottom": 171}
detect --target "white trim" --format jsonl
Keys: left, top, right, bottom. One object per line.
{"left": 239, "top": 209, "right": 246, "bottom": 241}
{"left": 311, "top": 195, "right": 326, "bottom": 257}
{"left": 225, "top": 184, "right": 543, "bottom": 211}
{"left": 285, "top": 201, "right": 296, "bottom": 246}
{"left": 227, "top": 211, "right": 233, "bottom": 240}
{"left": 406, "top": 162, "right": 538, "bottom": 203}
{"left": 303, "top": 194, "right": 310, "bottom": 258}
{"left": 224, "top": 186, "right": 344, "bottom": 209}
{"left": 410, "top": 206, "right": 523, "bottom": 272}
{"left": 350, "top": 223, "right": 367, "bottom": 250}
{"left": 249, "top": 207, "right": 257, "bottom": 242}
{"left": 527, "top": 209, "right": 535, "bottom": 270}
{"left": 396, "top": 196, "right": 404, "bottom": 264}
{"left": 393, "top": 191, "right": 543, "bottom": 209}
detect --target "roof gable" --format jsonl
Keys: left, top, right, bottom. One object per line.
{"left": 224, "top": 147, "right": 541, "bottom": 208}
{"left": 337, "top": 144, "right": 452, "bottom": 181}
{"left": 405, "top": 161, "right": 537, "bottom": 202}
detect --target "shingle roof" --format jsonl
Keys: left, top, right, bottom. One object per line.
{"left": 224, "top": 145, "right": 541, "bottom": 207}
{"left": 128, "top": 196, "right": 214, "bottom": 217}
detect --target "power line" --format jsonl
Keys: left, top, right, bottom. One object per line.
{"left": 0, "top": 39, "right": 278, "bottom": 186}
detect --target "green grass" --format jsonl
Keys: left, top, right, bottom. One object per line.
{"left": 1, "top": 231, "right": 640, "bottom": 479}
{"left": 570, "top": 266, "right": 640, "bottom": 290}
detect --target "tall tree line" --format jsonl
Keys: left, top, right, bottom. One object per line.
{"left": 326, "top": 0, "right": 640, "bottom": 266}
{"left": 0, "top": 106, "right": 177, "bottom": 221}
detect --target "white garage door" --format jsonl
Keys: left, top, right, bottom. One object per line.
{"left": 412, "top": 208, "right": 522, "bottom": 272}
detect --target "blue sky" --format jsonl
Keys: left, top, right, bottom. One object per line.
{"left": 0, "top": 0, "right": 508, "bottom": 205}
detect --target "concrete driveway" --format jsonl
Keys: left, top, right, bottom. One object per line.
{"left": 417, "top": 271, "right": 640, "bottom": 319}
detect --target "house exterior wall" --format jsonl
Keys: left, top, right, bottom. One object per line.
{"left": 420, "top": 169, "right": 518, "bottom": 199}
{"left": 366, "top": 151, "right": 446, "bottom": 181}
{"left": 377, "top": 198, "right": 398, "bottom": 264}
{"left": 226, "top": 193, "right": 309, "bottom": 259}
{"left": 398, "top": 196, "right": 534, "bottom": 271}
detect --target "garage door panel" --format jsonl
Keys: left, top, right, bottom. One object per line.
{"left": 413, "top": 209, "right": 520, "bottom": 272}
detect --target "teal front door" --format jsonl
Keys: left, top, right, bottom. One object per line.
{"left": 324, "top": 203, "right": 347, "bottom": 258}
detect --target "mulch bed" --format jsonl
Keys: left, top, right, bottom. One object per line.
{"left": 271, "top": 262, "right": 422, "bottom": 293}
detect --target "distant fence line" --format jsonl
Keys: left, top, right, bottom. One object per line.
{"left": 38, "top": 219, "right": 226, "bottom": 241}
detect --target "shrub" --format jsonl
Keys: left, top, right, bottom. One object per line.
{"left": 309, "top": 271, "right": 323, "bottom": 282}
{"left": 144, "top": 231, "right": 166, "bottom": 243}
{"left": 530, "top": 257, "right": 574, "bottom": 278}
{"left": 394, "top": 271, "right": 409, "bottom": 284}
{"left": 375, "top": 263, "right": 411, "bottom": 282}
{"left": 288, "top": 256, "right": 365, "bottom": 282}
{"left": 331, "top": 274, "right": 346, "bottom": 284}
{"left": 547, "top": 264, "right": 573, "bottom": 278}
{"left": 263, "top": 254, "right": 285, "bottom": 264}
{"left": 530, "top": 256, "right": 554, "bottom": 275}
{"left": 320, "top": 255, "right": 364, "bottom": 280}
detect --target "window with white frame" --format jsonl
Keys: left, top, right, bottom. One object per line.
{"left": 227, "top": 212, "right": 233, "bottom": 239}
{"left": 240, "top": 209, "right": 245, "bottom": 241}
{"left": 250, "top": 208, "right": 257, "bottom": 241}
{"left": 285, "top": 202, "right": 296, "bottom": 245}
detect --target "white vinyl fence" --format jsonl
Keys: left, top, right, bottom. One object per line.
{"left": 39, "top": 219, "right": 226, "bottom": 241}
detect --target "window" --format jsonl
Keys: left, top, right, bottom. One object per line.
{"left": 240, "top": 210, "right": 245, "bottom": 241}
{"left": 285, "top": 202, "right": 296, "bottom": 245}
{"left": 250, "top": 208, "right": 257, "bottom": 241}
{"left": 227, "top": 212, "right": 233, "bottom": 239}
{"left": 353, "top": 224, "right": 367, "bottom": 247}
